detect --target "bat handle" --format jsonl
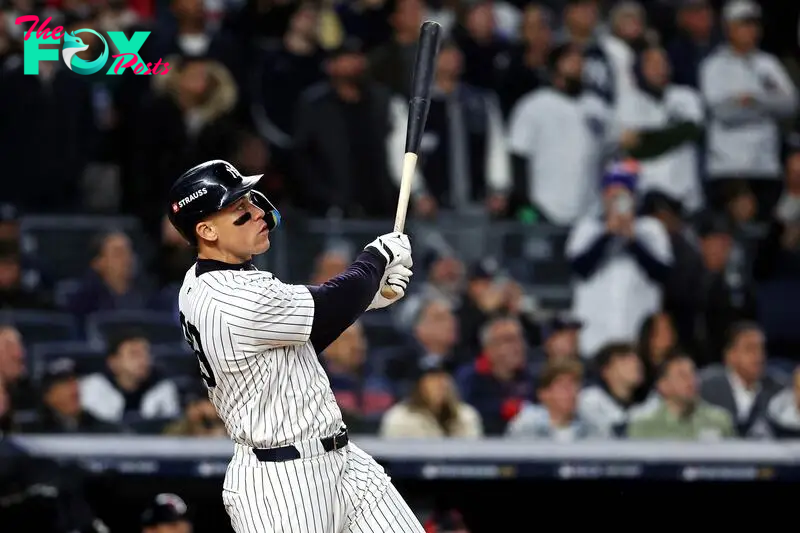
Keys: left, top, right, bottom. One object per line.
{"left": 381, "top": 152, "right": 418, "bottom": 299}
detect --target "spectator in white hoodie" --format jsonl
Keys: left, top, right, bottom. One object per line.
{"left": 699, "top": 0, "right": 798, "bottom": 220}
{"left": 79, "top": 330, "right": 181, "bottom": 425}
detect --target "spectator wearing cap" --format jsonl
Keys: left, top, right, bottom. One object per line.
{"left": 699, "top": 0, "right": 798, "bottom": 221}
{"left": 19, "top": 358, "right": 121, "bottom": 434}
{"left": 67, "top": 230, "right": 153, "bottom": 319}
{"left": 79, "top": 331, "right": 181, "bottom": 426}
{"left": 639, "top": 192, "right": 705, "bottom": 351}
{"left": 529, "top": 312, "right": 582, "bottom": 379}
{"left": 456, "top": 258, "right": 535, "bottom": 358}
{"left": 618, "top": 44, "right": 705, "bottom": 214}
{"left": 667, "top": 0, "right": 720, "bottom": 88}
{"left": 380, "top": 359, "right": 482, "bottom": 439}
{"left": 566, "top": 160, "right": 672, "bottom": 360}
{"left": 753, "top": 144, "right": 800, "bottom": 282}
{"left": 386, "top": 296, "right": 462, "bottom": 397}
{"left": 506, "top": 358, "right": 601, "bottom": 440}
{"left": 291, "top": 38, "right": 409, "bottom": 219}
{"left": 163, "top": 381, "right": 225, "bottom": 437}
{"left": 508, "top": 41, "right": 614, "bottom": 225}
{"left": 699, "top": 321, "right": 787, "bottom": 438}
{"left": 578, "top": 342, "right": 657, "bottom": 437}
{"left": 689, "top": 211, "right": 757, "bottom": 365}
{"left": 0, "top": 238, "right": 54, "bottom": 311}
{"left": 455, "top": 315, "right": 534, "bottom": 435}
{"left": 628, "top": 349, "right": 735, "bottom": 440}
{"left": 141, "top": 493, "right": 192, "bottom": 533}
{"left": 320, "top": 321, "right": 395, "bottom": 433}
{"left": 409, "top": 39, "right": 511, "bottom": 220}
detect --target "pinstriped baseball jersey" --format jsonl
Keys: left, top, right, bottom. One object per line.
{"left": 178, "top": 262, "right": 344, "bottom": 449}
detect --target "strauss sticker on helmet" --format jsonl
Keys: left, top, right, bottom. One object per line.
{"left": 176, "top": 188, "right": 208, "bottom": 210}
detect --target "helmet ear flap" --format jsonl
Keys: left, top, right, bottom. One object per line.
{"left": 251, "top": 191, "right": 281, "bottom": 230}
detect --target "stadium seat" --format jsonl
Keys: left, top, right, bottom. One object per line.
{"left": 151, "top": 342, "right": 199, "bottom": 379}
{"left": 28, "top": 341, "right": 107, "bottom": 379}
{"left": 86, "top": 310, "right": 184, "bottom": 347}
{"left": 2, "top": 310, "right": 79, "bottom": 344}
{"left": 756, "top": 281, "right": 800, "bottom": 355}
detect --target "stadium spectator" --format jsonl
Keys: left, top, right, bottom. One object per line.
{"left": 19, "top": 358, "right": 121, "bottom": 434}
{"left": 386, "top": 296, "right": 461, "bottom": 395}
{"left": 67, "top": 230, "right": 152, "bottom": 318}
{"left": 494, "top": 3, "right": 552, "bottom": 117}
{"left": 603, "top": 1, "right": 650, "bottom": 115}
{"left": 765, "top": 366, "right": 800, "bottom": 439}
{"left": 690, "top": 211, "right": 757, "bottom": 365}
{"left": 450, "top": 0, "right": 510, "bottom": 92}
{"left": 535, "top": 312, "right": 582, "bottom": 363}
{"left": 508, "top": 42, "right": 614, "bottom": 225}
{"left": 578, "top": 342, "right": 653, "bottom": 437}
{"left": 412, "top": 39, "right": 511, "bottom": 219}
{"left": 0, "top": 238, "right": 53, "bottom": 310}
{"left": 457, "top": 258, "right": 531, "bottom": 357}
{"left": 321, "top": 321, "right": 395, "bottom": 433}
{"left": 380, "top": 359, "right": 482, "bottom": 438}
{"left": 367, "top": 0, "right": 424, "bottom": 99}
{"left": 291, "top": 37, "right": 406, "bottom": 218}
{"left": 618, "top": 45, "right": 705, "bottom": 214}
{"left": 566, "top": 161, "right": 672, "bottom": 359}
{"left": 700, "top": 0, "right": 798, "bottom": 220}
{"left": 79, "top": 331, "right": 181, "bottom": 425}
{"left": 163, "top": 383, "right": 226, "bottom": 437}
{"left": 250, "top": 0, "right": 326, "bottom": 169}
{"left": 699, "top": 321, "right": 787, "bottom": 438}
{"left": 753, "top": 145, "right": 800, "bottom": 281}
{"left": 558, "top": 0, "right": 616, "bottom": 106}
{"left": 397, "top": 248, "right": 465, "bottom": 326}
{"left": 0, "top": 325, "right": 35, "bottom": 412}
{"left": 140, "top": 493, "right": 193, "bottom": 533}
{"left": 639, "top": 192, "right": 705, "bottom": 351}
{"left": 455, "top": 315, "right": 533, "bottom": 435}
{"left": 627, "top": 350, "right": 735, "bottom": 439}
{"left": 309, "top": 247, "right": 351, "bottom": 285}
{"left": 634, "top": 311, "right": 679, "bottom": 399}
{"left": 150, "top": 215, "right": 196, "bottom": 312}
{"left": 666, "top": 0, "right": 719, "bottom": 89}
{"left": 507, "top": 358, "right": 600, "bottom": 440}
{"left": 131, "top": 55, "right": 240, "bottom": 237}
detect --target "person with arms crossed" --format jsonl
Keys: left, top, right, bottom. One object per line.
{"left": 166, "top": 160, "right": 423, "bottom": 533}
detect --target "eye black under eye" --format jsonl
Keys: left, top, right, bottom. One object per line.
{"left": 233, "top": 212, "right": 252, "bottom": 226}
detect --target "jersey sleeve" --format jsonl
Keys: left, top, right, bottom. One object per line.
{"left": 204, "top": 272, "right": 314, "bottom": 348}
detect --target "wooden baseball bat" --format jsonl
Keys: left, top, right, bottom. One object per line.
{"left": 380, "top": 20, "right": 442, "bottom": 299}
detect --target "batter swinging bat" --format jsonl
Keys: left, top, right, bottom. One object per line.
{"left": 381, "top": 20, "right": 442, "bottom": 299}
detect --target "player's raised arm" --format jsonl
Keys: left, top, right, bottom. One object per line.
{"left": 304, "top": 232, "right": 413, "bottom": 353}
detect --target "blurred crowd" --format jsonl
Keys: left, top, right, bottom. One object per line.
{"left": 1, "top": 0, "right": 800, "bottom": 445}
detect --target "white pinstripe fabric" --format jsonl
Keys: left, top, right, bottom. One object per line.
{"left": 222, "top": 443, "right": 424, "bottom": 533}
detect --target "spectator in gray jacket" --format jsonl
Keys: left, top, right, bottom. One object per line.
{"left": 699, "top": 0, "right": 798, "bottom": 220}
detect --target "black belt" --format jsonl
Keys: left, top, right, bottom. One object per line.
{"left": 252, "top": 429, "right": 349, "bottom": 463}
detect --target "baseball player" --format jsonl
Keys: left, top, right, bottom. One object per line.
{"left": 167, "top": 160, "right": 424, "bottom": 533}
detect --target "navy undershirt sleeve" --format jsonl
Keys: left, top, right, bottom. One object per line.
{"left": 306, "top": 250, "right": 386, "bottom": 354}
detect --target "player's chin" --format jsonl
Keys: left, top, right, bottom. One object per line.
{"left": 253, "top": 232, "right": 270, "bottom": 254}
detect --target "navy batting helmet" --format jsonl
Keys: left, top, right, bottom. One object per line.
{"left": 167, "top": 160, "right": 281, "bottom": 244}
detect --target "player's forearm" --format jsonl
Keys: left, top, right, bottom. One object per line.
{"left": 305, "top": 250, "right": 386, "bottom": 352}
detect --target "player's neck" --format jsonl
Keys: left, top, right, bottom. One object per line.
{"left": 197, "top": 247, "right": 252, "bottom": 265}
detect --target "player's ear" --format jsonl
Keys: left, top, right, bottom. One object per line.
{"left": 195, "top": 220, "right": 218, "bottom": 243}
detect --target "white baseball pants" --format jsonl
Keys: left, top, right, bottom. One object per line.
{"left": 222, "top": 440, "right": 425, "bottom": 533}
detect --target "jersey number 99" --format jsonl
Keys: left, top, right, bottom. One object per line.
{"left": 179, "top": 311, "right": 217, "bottom": 388}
